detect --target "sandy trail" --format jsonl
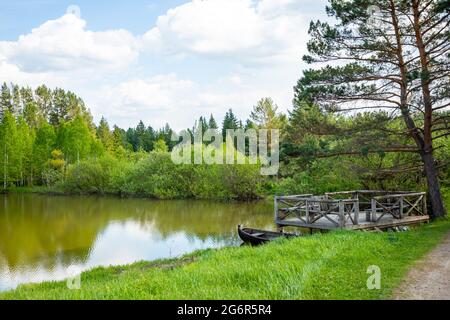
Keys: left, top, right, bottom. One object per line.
{"left": 394, "top": 233, "right": 450, "bottom": 300}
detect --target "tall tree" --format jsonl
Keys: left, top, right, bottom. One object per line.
{"left": 0, "top": 111, "right": 18, "bottom": 188}
{"left": 35, "top": 85, "right": 53, "bottom": 120}
{"left": 293, "top": 0, "right": 449, "bottom": 217}
{"left": 32, "top": 122, "right": 56, "bottom": 184}
{"left": 56, "top": 116, "right": 95, "bottom": 163}
{"left": 96, "top": 117, "right": 114, "bottom": 152}
{"left": 250, "top": 97, "right": 286, "bottom": 130}
{"left": 0, "top": 83, "right": 12, "bottom": 119}
{"left": 208, "top": 114, "right": 218, "bottom": 130}
{"left": 16, "top": 117, "right": 34, "bottom": 186}
{"left": 222, "top": 109, "right": 240, "bottom": 138}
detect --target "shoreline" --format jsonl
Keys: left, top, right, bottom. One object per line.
{"left": 2, "top": 219, "right": 450, "bottom": 300}
{"left": 3, "top": 186, "right": 272, "bottom": 203}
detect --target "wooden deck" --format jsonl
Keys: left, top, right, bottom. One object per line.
{"left": 274, "top": 190, "right": 430, "bottom": 231}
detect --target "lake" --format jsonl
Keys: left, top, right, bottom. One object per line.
{"left": 0, "top": 193, "right": 274, "bottom": 291}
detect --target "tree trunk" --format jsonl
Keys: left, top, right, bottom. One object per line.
{"left": 422, "top": 152, "right": 447, "bottom": 218}
{"left": 411, "top": 0, "right": 447, "bottom": 218}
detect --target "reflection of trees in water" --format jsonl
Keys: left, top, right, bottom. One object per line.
{"left": 0, "top": 194, "right": 273, "bottom": 270}
{"left": 0, "top": 194, "right": 113, "bottom": 269}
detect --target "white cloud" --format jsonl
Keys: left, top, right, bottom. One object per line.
{"left": 90, "top": 69, "right": 294, "bottom": 130}
{"left": 0, "top": 0, "right": 328, "bottom": 129}
{"left": 0, "top": 14, "right": 139, "bottom": 73}
{"left": 143, "top": 0, "right": 308, "bottom": 66}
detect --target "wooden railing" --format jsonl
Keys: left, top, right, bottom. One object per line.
{"left": 369, "top": 192, "right": 427, "bottom": 222}
{"left": 274, "top": 191, "right": 427, "bottom": 229}
{"left": 274, "top": 195, "right": 360, "bottom": 228}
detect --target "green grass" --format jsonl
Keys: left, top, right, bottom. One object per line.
{"left": 1, "top": 219, "right": 450, "bottom": 300}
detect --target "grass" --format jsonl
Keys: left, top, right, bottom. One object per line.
{"left": 1, "top": 219, "right": 450, "bottom": 300}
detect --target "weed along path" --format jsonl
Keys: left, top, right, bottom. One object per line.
{"left": 394, "top": 232, "right": 450, "bottom": 300}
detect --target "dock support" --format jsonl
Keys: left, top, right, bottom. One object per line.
{"left": 371, "top": 199, "right": 377, "bottom": 222}
{"left": 339, "top": 201, "right": 345, "bottom": 228}
{"left": 399, "top": 196, "right": 404, "bottom": 219}
{"left": 274, "top": 196, "right": 283, "bottom": 232}
{"left": 354, "top": 200, "right": 359, "bottom": 225}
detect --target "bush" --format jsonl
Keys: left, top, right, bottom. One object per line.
{"left": 62, "top": 156, "right": 131, "bottom": 194}
{"left": 59, "top": 151, "right": 265, "bottom": 200}
{"left": 120, "top": 152, "right": 193, "bottom": 199}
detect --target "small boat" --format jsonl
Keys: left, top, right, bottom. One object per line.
{"left": 237, "top": 225, "right": 298, "bottom": 245}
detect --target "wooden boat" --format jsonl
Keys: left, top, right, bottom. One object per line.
{"left": 237, "top": 225, "right": 298, "bottom": 245}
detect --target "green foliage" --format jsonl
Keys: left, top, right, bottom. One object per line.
{"left": 56, "top": 116, "right": 103, "bottom": 163}
{"left": 250, "top": 97, "right": 286, "bottom": 130}
{"left": 62, "top": 155, "right": 132, "bottom": 194}
{"left": 275, "top": 158, "right": 360, "bottom": 195}
{"left": 60, "top": 149, "right": 263, "bottom": 200}
{"left": 153, "top": 139, "right": 168, "bottom": 153}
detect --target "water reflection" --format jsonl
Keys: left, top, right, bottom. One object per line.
{"left": 0, "top": 194, "right": 273, "bottom": 291}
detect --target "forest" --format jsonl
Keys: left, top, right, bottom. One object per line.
{"left": 0, "top": 81, "right": 449, "bottom": 210}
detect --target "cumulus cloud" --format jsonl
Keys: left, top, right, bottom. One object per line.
{"left": 91, "top": 70, "right": 293, "bottom": 130}
{"left": 0, "top": 0, "right": 328, "bottom": 129}
{"left": 142, "top": 0, "right": 308, "bottom": 65}
{"left": 0, "top": 14, "right": 139, "bottom": 73}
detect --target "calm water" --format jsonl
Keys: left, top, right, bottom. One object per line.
{"left": 0, "top": 194, "right": 273, "bottom": 291}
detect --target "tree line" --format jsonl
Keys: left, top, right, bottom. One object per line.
{"left": 0, "top": 83, "right": 283, "bottom": 190}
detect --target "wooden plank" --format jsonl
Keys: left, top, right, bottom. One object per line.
{"left": 374, "top": 192, "right": 425, "bottom": 200}
{"left": 350, "top": 215, "right": 430, "bottom": 230}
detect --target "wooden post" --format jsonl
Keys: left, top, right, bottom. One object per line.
{"left": 354, "top": 200, "right": 359, "bottom": 225}
{"left": 422, "top": 194, "right": 427, "bottom": 216}
{"left": 371, "top": 199, "right": 377, "bottom": 222}
{"left": 305, "top": 200, "right": 310, "bottom": 224}
{"left": 339, "top": 201, "right": 345, "bottom": 228}
{"left": 399, "top": 196, "right": 404, "bottom": 219}
{"left": 274, "top": 196, "right": 284, "bottom": 232}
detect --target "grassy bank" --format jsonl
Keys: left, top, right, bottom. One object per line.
{"left": 1, "top": 219, "right": 449, "bottom": 300}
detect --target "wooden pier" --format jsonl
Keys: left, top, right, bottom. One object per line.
{"left": 274, "top": 190, "right": 429, "bottom": 232}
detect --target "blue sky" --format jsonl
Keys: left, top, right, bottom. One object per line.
{"left": 0, "top": 0, "right": 329, "bottom": 130}
{"left": 0, "top": 0, "right": 188, "bottom": 40}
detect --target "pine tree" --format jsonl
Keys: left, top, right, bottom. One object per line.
{"left": 250, "top": 97, "right": 286, "bottom": 130}
{"left": 294, "top": 0, "right": 450, "bottom": 217}
{"left": 222, "top": 109, "right": 240, "bottom": 138}
{"left": 208, "top": 114, "right": 218, "bottom": 130}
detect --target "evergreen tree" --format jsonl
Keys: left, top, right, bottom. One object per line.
{"left": 135, "top": 121, "right": 147, "bottom": 151}
{"left": 222, "top": 109, "right": 240, "bottom": 138}
{"left": 250, "top": 97, "right": 286, "bottom": 130}
{"left": 208, "top": 114, "right": 218, "bottom": 130}
{"left": 293, "top": 0, "right": 450, "bottom": 217}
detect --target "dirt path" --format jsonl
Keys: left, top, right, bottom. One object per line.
{"left": 394, "top": 233, "right": 450, "bottom": 300}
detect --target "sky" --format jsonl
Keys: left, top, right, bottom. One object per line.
{"left": 0, "top": 0, "right": 330, "bottom": 130}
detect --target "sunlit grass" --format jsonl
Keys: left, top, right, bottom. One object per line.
{"left": 1, "top": 218, "right": 449, "bottom": 300}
